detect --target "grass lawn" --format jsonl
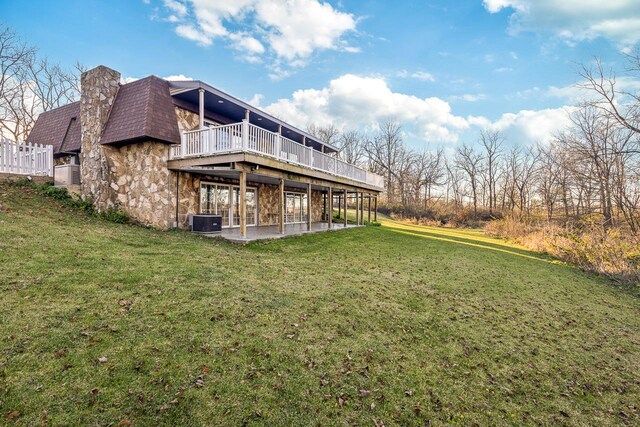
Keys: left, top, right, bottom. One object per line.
{"left": 1, "top": 181, "right": 638, "bottom": 426}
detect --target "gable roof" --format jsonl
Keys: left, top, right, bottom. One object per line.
{"left": 100, "top": 76, "right": 180, "bottom": 145}
{"left": 27, "top": 75, "right": 181, "bottom": 155}
{"left": 26, "top": 101, "right": 81, "bottom": 153}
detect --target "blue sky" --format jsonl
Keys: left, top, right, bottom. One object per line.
{"left": 2, "top": 0, "right": 639, "bottom": 149}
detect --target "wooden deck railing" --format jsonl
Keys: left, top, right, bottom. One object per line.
{"left": 169, "top": 121, "right": 384, "bottom": 189}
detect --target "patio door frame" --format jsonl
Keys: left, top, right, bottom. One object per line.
{"left": 200, "top": 181, "right": 257, "bottom": 228}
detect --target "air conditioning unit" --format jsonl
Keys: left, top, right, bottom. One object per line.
{"left": 54, "top": 164, "right": 80, "bottom": 186}
{"left": 191, "top": 214, "right": 222, "bottom": 233}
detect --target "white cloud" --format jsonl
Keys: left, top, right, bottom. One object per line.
{"left": 163, "top": 74, "right": 194, "bottom": 81}
{"left": 164, "top": 0, "right": 187, "bottom": 17}
{"left": 451, "top": 93, "right": 487, "bottom": 102}
{"left": 160, "top": 0, "right": 358, "bottom": 74}
{"left": 263, "top": 74, "right": 469, "bottom": 143}
{"left": 175, "top": 24, "right": 212, "bottom": 46}
{"left": 494, "top": 67, "right": 513, "bottom": 73}
{"left": 397, "top": 70, "right": 435, "bottom": 82}
{"left": 483, "top": 0, "right": 640, "bottom": 49}
{"left": 246, "top": 93, "right": 264, "bottom": 107}
{"left": 478, "top": 106, "right": 576, "bottom": 145}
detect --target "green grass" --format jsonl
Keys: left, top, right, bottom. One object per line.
{"left": 0, "top": 181, "right": 638, "bottom": 426}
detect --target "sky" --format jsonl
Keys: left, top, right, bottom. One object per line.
{"left": 2, "top": 0, "right": 640, "bottom": 150}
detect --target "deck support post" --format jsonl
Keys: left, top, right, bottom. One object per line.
{"left": 239, "top": 171, "right": 247, "bottom": 237}
{"left": 328, "top": 187, "right": 333, "bottom": 229}
{"left": 279, "top": 178, "right": 285, "bottom": 234}
{"left": 198, "top": 88, "right": 205, "bottom": 129}
{"left": 355, "top": 191, "right": 359, "bottom": 225}
{"left": 374, "top": 196, "right": 378, "bottom": 222}
{"left": 367, "top": 194, "right": 371, "bottom": 223}
{"left": 307, "top": 182, "right": 312, "bottom": 231}
{"left": 344, "top": 190, "right": 348, "bottom": 228}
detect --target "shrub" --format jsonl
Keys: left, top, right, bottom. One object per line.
{"left": 97, "top": 207, "right": 129, "bottom": 224}
{"left": 485, "top": 218, "right": 640, "bottom": 284}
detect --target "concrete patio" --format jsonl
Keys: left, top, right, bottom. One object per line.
{"left": 207, "top": 222, "right": 360, "bottom": 243}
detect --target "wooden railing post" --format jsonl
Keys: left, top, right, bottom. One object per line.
{"left": 242, "top": 119, "right": 249, "bottom": 151}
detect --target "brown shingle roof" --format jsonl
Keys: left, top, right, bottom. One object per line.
{"left": 26, "top": 101, "right": 81, "bottom": 153}
{"left": 26, "top": 75, "right": 181, "bottom": 155}
{"left": 100, "top": 76, "right": 180, "bottom": 145}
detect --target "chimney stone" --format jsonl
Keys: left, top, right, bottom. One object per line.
{"left": 79, "top": 65, "right": 121, "bottom": 209}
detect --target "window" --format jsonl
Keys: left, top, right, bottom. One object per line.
{"left": 285, "top": 192, "right": 308, "bottom": 223}
{"left": 200, "top": 183, "right": 256, "bottom": 228}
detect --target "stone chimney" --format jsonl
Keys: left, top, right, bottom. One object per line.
{"left": 79, "top": 65, "right": 121, "bottom": 209}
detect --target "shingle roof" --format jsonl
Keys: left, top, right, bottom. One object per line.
{"left": 27, "top": 75, "right": 181, "bottom": 155}
{"left": 26, "top": 101, "right": 81, "bottom": 153}
{"left": 100, "top": 76, "right": 180, "bottom": 145}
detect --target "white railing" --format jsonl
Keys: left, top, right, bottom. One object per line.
{"left": 0, "top": 139, "right": 53, "bottom": 177}
{"left": 170, "top": 121, "right": 384, "bottom": 189}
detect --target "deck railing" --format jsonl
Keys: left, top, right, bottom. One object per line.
{"left": 169, "top": 121, "right": 384, "bottom": 189}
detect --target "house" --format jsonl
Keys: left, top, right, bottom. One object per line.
{"left": 27, "top": 65, "right": 384, "bottom": 239}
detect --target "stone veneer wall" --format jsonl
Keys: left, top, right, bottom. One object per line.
{"left": 176, "top": 172, "right": 200, "bottom": 228}
{"left": 79, "top": 66, "right": 121, "bottom": 209}
{"left": 175, "top": 107, "right": 200, "bottom": 133}
{"left": 112, "top": 142, "right": 174, "bottom": 228}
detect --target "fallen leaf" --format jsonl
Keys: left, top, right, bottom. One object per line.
{"left": 117, "top": 420, "right": 132, "bottom": 426}
{"left": 405, "top": 390, "right": 413, "bottom": 397}
{"left": 98, "top": 356, "right": 108, "bottom": 363}
{"left": 359, "top": 389, "right": 370, "bottom": 397}
{"left": 5, "top": 411, "right": 21, "bottom": 421}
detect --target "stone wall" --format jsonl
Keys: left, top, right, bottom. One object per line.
{"left": 113, "top": 142, "right": 174, "bottom": 228}
{"left": 257, "top": 183, "right": 279, "bottom": 225}
{"left": 79, "top": 66, "right": 121, "bottom": 209}
{"left": 311, "top": 190, "right": 323, "bottom": 222}
{"left": 176, "top": 172, "right": 200, "bottom": 228}
{"left": 175, "top": 107, "right": 200, "bottom": 133}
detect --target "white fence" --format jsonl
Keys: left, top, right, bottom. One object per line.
{"left": 170, "top": 121, "right": 385, "bottom": 189}
{"left": 0, "top": 139, "right": 54, "bottom": 177}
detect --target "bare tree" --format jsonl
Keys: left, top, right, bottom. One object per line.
{"left": 337, "top": 130, "right": 366, "bottom": 166}
{"left": 306, "top": 123, "right": 341, "bottom": 147}
{"left": 479, "top": 130, "right": 503, "bottom": 214}
{"left": 0, "top": 26, "right": 80, "bottom": 141}
{"left": 366, "top": 121, "right": 405, "bottom": 204}
{"left": 579, "top": 54, "right": 640, "bottom": 138}
{"left": 454, "top": 143, "right": 483, "bottom": 214}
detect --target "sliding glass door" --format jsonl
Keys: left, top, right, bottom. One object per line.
{"left": 200, "top": 183, "right": 256, "bottom": 228}
{"left": 284, "top": 192, "right": 308, "bottom": 223}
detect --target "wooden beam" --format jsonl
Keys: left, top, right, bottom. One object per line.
{"left": 279, "top": 178, "right": 285, "bottom": 234}
{"left": 307, "top": 182, "right": 312, "bottom": 231}
{"left": 239, "top": 170, "right": 247, "bottom": 237}
{"left": 328, "top": 187, "right": 333, "bottom": 228}
{"left": 367, "top": 195, "right": 371, "bottom": 223}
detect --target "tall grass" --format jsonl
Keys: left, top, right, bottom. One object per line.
{"left": 485, "top": 218, "right": 640, "bottom": 284}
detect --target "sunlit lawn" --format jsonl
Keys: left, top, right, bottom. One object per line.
{"left": 1, "top": 181, "right": 638, "bottom": 426}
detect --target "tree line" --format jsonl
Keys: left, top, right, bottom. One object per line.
{"left": 308, "top": 52, "right": 640, "bottom": 234}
